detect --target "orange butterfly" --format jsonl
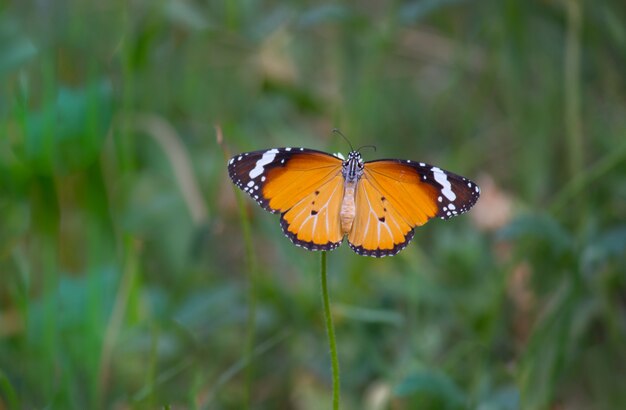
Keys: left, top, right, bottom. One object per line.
{"left": 228, "top": 146, "right": 480, "bottom": 257}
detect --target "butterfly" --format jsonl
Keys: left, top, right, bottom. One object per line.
{"left": 227, "top": 146, "right": 480, "bottom": 257}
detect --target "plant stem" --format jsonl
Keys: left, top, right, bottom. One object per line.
{"left": 564, "top": 0, "right": 583, "bottom": 176}
{"left": 564, "top": 0, "right": 584, "bottom": 221}
{"left": 320, "top": 251, "right": 340, "bottom": 409}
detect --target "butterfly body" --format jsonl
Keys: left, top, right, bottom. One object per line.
{"left": 339, "top": 151, "right": 364, "bottom": 233}
{"left": 228, "top": 147, "right": 480, "bottom": 257}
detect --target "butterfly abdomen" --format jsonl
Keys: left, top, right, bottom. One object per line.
{"left": 340, "top": 181, "right": 357, "bottom": 234}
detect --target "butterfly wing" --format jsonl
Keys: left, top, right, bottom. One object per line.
{"left": 228, "top": 148, "right": 345, "bottom": 250}
{"left": 347, "top": 159, "right": 480, "bottom": 257}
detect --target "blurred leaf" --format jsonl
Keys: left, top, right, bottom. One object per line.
{"left": 334, "top": 303, "right": 404, "bottom": 326}
{"left": 0, "top": 16, "right": 37, "bottom": 75}
{"left": 477, "top": 386, "right": 519, "bottom": 410}
{"left": 498, "top": 214, "right": 572, "bottom": 255}
{"left": 298, "top": 4, "right": 352, "bottom": 28}
{"left": 173, "top": 285, "right": 246, "bottom": 333}
{"left": 27, "top": 268, "right": 117, "bottom": 341}
{"left": 21, "top": 81, "right": 113, "bottom": 174}
{"left": 394, "top": 370, "right": 465, "bottom": 409}
{"left": 497, "top": 214, "right": 574, "bottom": 285}
{"left": 248, "top": 6, "right": 293, "bottom": 41}
{"left": 398, "top": 0, "right": 467, "bottom": 23}
{"left": 518, "top": 278, "right": 592, "bottom": 410}
{"left": 163, "top": 0, "right": 211, "bottom": 31}
{"left": 0, "top": 369, "right": 19, "bottom": 410}
{"left": 601, "top": 4, "right": 626, "bottom": 51}
{"left": 581, "top": 225, "right": 626, "bottom": 275}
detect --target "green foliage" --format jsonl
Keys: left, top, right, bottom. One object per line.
{"left": 1, "top": 1, "right": 626, "bottom": 409}
{"left": 395, "top": 370, "right": 466, "bottom": 409}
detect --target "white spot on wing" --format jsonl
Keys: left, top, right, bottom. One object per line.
{"left": 432, "top": 167, "right": 456, "bottom": 201}
{"left": 249, "top": 149, "right": 279, "bottom": 179}
{"left": 247, "top": 181, "right": 254, "bottom": 188}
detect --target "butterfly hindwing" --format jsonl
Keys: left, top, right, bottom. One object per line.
{"left": 347, "top": 177, "right": 416, "bottom": 257}
{"left": 280, "top": 174, "right": 344, "bottom": 250}
{"left": 228, "top": 147, "right": 345, "bottom": 250}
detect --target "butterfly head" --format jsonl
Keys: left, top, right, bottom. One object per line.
{"left": 342, "top": 151, "right": 364, "bottom": 183}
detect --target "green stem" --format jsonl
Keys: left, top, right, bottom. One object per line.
{"left": 320, "top": 251, "right": 340, "bottom": 409}
{"left": 564, "top": 0, "right": 584, "bottom": 222}
{"left": 564, "top": 0, "right": 583, "bottom": 177}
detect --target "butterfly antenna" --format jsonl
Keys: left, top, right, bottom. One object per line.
{"left": 332, "top": 128, "right": 354, "bottom": 152}
{"left": 357, "top": 144, "right": 377, "bottom": 153}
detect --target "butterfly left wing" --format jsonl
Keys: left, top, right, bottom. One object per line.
{"left": 348, "top": 159, "right": 480, "bottom": 257}
{"left": 228, "top": 147, "right": 345, "bottom": 250}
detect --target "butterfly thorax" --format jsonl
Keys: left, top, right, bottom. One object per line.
{"left": 342, "top": 151, "right": 364, "bottom": 183}
{"left": 340, "top": 151, "right": 364, "bottom": 234}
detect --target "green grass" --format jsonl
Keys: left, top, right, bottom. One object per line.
{"left": 2, "top": 1, "right": 626, "bottom": 409}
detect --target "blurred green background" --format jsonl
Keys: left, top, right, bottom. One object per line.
{"left": 1, "top": 1, "right": 626, "bottom": 409}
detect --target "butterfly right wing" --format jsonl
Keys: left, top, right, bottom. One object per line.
{"left": 228, "top": 147, "right": 345, "bottom": 250}
{"left": 348, "top": 159, "right": 480, "bottom": 257}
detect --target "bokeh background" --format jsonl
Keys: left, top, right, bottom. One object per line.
{"left": 2, "top": 1, "right": 626, "bottom": 409}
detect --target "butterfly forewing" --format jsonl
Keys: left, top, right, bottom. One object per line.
{"left": 228, "top": 148, "right": 342, "bottom": 213}
{"left": 280, "top": 174, "right": 344, "bottom": 250}
{"left": 364, "top": 159, "right": 480, "bottom": 221}
{"left": 228, "top": 148, "right": 345, "bottom": 250}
